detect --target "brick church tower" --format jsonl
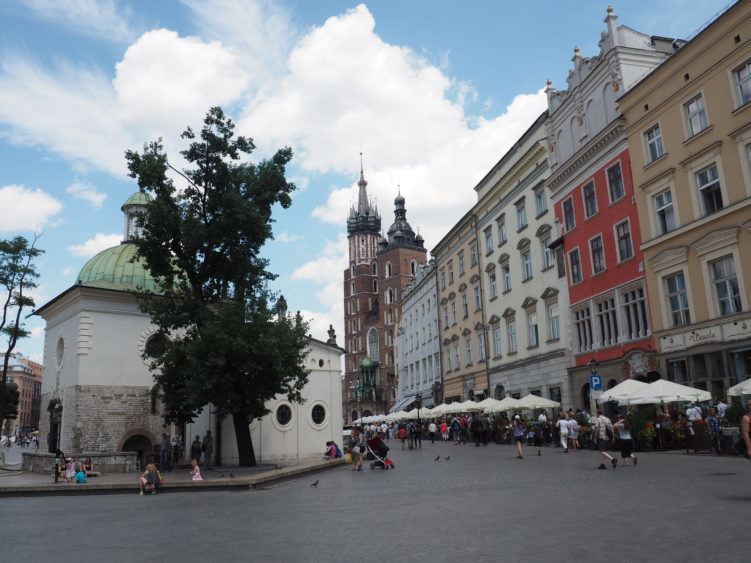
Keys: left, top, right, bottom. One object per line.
{"left": 342, "top": 159, "right": 427, "bottom": 423}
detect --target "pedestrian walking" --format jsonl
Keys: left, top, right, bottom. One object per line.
{"left": 614, "top": 415, "right": 637, "bottom": 466}
{"left": 569, "top": 416, "right": 580, "bottom": 450}
{"left": 440, "top": 420, "right": 449, "bottom": 442}
{"left": 202, "top": 430, "right": 214, "bottom": 468}
{"left": 741, "top": 400, "right": 751, "bottom": 460}
{"left": 191, "top": 459, "right": 203, "bottom": 481}
{"left": 451, "top": 418, "right": 462, "bottom": 445}
{"left": 480, "top": 415, "right": 490, "bottom": 446}
{"left": 533, "top": 424, "right": 543, "bottom": 456}
{"left": 351, "top": 428, "right": 365, "bottom": 471}
{"left": 557, "top": 413, "right": 570, "bottom": 453}
{"left": 594, "top": 409, "right": 617, "bottom": 469}
{"left": 428, "top": 421, "right": 437, "bottom": 443}
{"left": 512, "top": 416, "right": 526, "bottom": 459}
{"left": 414, "top": 421, "right": 422, "bottom": 448}
{"left": 159, "top": 433, "right": 171, "bottom": 472}
{"left": 190, "top": 435, "right": 202, "bottom": 463}
{"left": 471, "top": 415, "right": 482, "bottom": 447}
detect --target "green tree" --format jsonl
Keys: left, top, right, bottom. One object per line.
{"left": 125, "top": 107, "right": 310, "bottom": 466}
{"left": 0, "top": 235, "right": 42, "bottom": 430}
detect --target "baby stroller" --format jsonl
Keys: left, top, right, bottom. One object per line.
{"left": 366, "top": 435, "right": 395, "bottom": 470}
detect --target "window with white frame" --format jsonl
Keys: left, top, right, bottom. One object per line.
{"left": 497, "top": 215, "right": 507, "bottom": 245}
{"left": 461, "top": 293, "right": 469, "bottom": 318}
{"left": 448, "top": 264, "right": 454, "bottom": 284}
{"left": 734, "top": 59, "right": 751, "bottom": 105}
{"left": 443, "top": 306, "right": 449, "bottom": 328}
{"left": 466, "top": 335, "right": 474, "bottom": 365}
{"left": 522, "top": 250, "right": 532, "bottom": 280}
{"left": 470, "top": 244, "right": 478, "bottom": 266}
{"left": 502, "top": 263, "right": 511, "bottom": 292}
{"left": 478, "top": 333, "right": 486, "bottom": 361}
{"left": 489, "top": 273, "right": 497, "bottom": 299}
{"left": 569, "top": 248, "right": 582, "bottom": 284}
{"left": 527, "top": 312, "right": 539, "bottom": 347}
{"left": 453, "top": 345, "right": 460, "bottom": 368}
{"left": 615, "top": 221, "right": 633, "bottom": 261}
{"left": 595, "top": 297, "right": 619, "bottom": 347}
{"left": 711, "top": 256, "right": 742, "bottom": 316}
{"left": 684, "top": 94, "right": 708, "bottom": 136}
{"left": 563, "top": 198, "right": 575, "bottom": 231}
{"left": 516, "top": 199, "right": 528, "bottom": 230}
{"left": 696, "top": 164, "right": 723, "bottom": 216}
{"left": 484, "top": 228, "right": 493, "bottom": 255}
{"left": 445, "top": 349, "right": 452, "bottom": 371}
{"left": 507, "top": 319, "right": 517, "bottom": 353}
{"left": 645, "top": 124, "right": 664, "bottom": 162}
{"left": 493, "top": 327, "right": 502, "bottom": 357}
{"left": 621, "top": 285, "right": 650, "bottom": 340}
{"left": 574, "top": 306, "right": 593, "bottom": 352}
{"left": 654, "top": 189, "right": 675, "bottom": 235}
{"left": 473, "top": 285, "right": 481, "bottom": 311}
{"left": 583, "top": 181, "right": 597, "bottom": 218}
{"left": 458, "top": 253, "right": 465, "bottom": 275}
{"left": 441, "top": 271, "right": 446, "bottom": 289}
{"left": 665, "top": 272, "right": 690, "bottom": 327}
{"left": 535, "top": 187, "right": 548, "bottom": 216}
{"left": 607, "top": 162, "right": 625, "bottom": 202}
{"left": 667, "top": 359, "right": 688, "bottom": 383}
{"left": 547, "top": 302, "right": 560, "bottom": 341}
{"left": 451, "top": 302, "right": 457, "bottom": 323}
{"left": 590, "top": 235, "right": 606, "bottom": 274}
{"left": 542, "top": 238, "right": 555, "bottom": 270}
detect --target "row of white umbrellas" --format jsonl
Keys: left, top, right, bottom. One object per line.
{"left": 596, "top": 378, "right": 713, "bottom": 405}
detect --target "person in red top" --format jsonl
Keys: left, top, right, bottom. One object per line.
{"left": 459, "top": 415, "right": 468, "bottom": 444}
{"left": 440, "top": 421, "right": 449, "bottom": 442}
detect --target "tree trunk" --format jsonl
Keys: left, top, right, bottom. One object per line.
{"left": 232, "top": 411, "right": 256, "bottom": 467}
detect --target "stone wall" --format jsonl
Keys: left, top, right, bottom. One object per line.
{"left": 22, "top": 451, "right": 139, "bottom": 473}
{"left": 71, "top": 385, "right": 166, "bottom": 452}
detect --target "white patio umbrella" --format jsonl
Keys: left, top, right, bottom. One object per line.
{"left": 516, "top": 394, "right": 561, "bottom": 410}
{"left": 597, "top": 379, "right": 648, "bottom": 404}
{"left": 619, "top": 379, "right": 712, "bottom": 405}
{"left": 485, "top": 396, "right": 522, "bottom": 413}
{"left": 727, "top": 378, "right": 751, "bottom": 397}
{"left": 429, "top": 403, "right": 449, "bottom": 417}
{"left": 403, "top": 407, "right": 431, "bottom": 420}
{"left": 385, "top": 410, "right": 410, "bottom": 422}
{"left": 476, "top": 397, "right": 502, "bottom": 409}
{"left": 444, "top": 401, "right": 467, "bottom": 414}
{"left": 461, "top": 400, "right": 485, "bottom": 412}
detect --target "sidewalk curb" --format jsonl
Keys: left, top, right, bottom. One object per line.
{"left": 0, "top": 458, "right": 345, "bottom": 497}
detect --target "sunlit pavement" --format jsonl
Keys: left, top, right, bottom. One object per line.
{"left": 2, "top": 440, "right": 748, "bottom": 562}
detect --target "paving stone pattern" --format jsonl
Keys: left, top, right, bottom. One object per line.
{"left": 2, "top": 441, "right": 748, "bottom": 562}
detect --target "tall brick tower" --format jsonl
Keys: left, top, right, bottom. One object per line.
{"left": 376, "top": 191, "right": 427, "bottom": 409}
{"left": 343, "top": 159, "right": 382, "bottom": 423}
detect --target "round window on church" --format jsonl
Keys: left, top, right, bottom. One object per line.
{"left": 276, "top": 404, "right": 292, "bottom": 426}
{"left": 311, "top": 404, "right": 326, "bottom": 425}
{"left": 145, "top": 333, "right": 169, "bottom": 359}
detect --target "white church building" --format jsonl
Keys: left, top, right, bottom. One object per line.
{"left": 32, "top": 191, "right": 343, "bottom": 471}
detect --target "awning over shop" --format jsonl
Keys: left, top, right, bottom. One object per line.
{"left": 389, "top": 396, "right": 416, "bottom": 413}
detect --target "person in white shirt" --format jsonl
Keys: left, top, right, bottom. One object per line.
{"left": 380, "top": 422, "right": 388, "bottom": 441}
{"left": 716, "top": 399, "right": 728, "bottom": 419}
{"left": 556, "top": 413, "right": 570, "bottom": 453}
{"left": 428, "top": 421, "right": 437, "bottom": 443}
{"left": 594, "top": 409, "right": 617, "bottom": 469}
{"left": 538, "top": 412, "right": 548, "bottom": 423}
{"left": 686, "top": 403, "right": 703, "bottom": 422}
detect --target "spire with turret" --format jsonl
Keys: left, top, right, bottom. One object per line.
{"left": 347, "top": 154, "right": 381, "bottom": 236}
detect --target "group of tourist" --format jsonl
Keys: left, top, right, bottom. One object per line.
{"left": 2, "top": 432, "right": 38, "bottom": 449}
{"left": 52, "top": 450, "right": 100, "bottom": 484}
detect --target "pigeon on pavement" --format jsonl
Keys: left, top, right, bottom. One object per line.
{"left": 444, "top": 456, "right": 451, "bottom": 461}
{"left": 434, "top": 455, "right": 440, "bottom": 461}
{"left": 310, "top": 480, "right": 319, "bottom": 488}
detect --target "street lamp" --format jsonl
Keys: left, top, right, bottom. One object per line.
{"left": 588, "top": 358, "right": 598, "bottom": 374}
{"left": 415, "top": 392, "right": 423, "bottom": 429}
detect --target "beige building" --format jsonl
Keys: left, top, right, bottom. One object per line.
{"left": 433, "top": 213, "right": 489, "bottom": 402}
{"left": 620, "top": 0, "right": 751, "bottom": 398}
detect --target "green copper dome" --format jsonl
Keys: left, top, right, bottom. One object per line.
{"left": 76, "top": 243, "right": 159, "bottom": 292}
{"left": 121, "top": 190, "right": 153, "bottom": 210}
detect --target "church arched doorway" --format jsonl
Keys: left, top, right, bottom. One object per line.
{"left": 122, "top": 434, "right": 153, "bottom": 471}
{"left": 494, "top": 384, "right": 506, "bottom": 400}
{"left": 362, "top": 410, "right": 373, "bottom": 417}
{"left": 580, "top": 383, "right": 590, "bottom": 412}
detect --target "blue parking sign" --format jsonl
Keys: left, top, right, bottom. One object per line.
{"left": 589, "top": 374, "right": 603, "bottom": 391}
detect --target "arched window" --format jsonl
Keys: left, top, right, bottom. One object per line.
{"left": 386, "top": 262, "right": 393, "bottom": 278}
{"left": 367, "top": 327, "right": 379, "bottom": 360}
{"left": 350, "top": 281, "right": 355, "bottom": 295}
{"left": 372, "top": 262, "right": 377, "bottom": 275}
{"left": 411, "top": 260, "right": 417, "bottom": 275}
{"left": 372, "top": 280, "right": 378, "bottom": 292}
{"left": 494, "top": 384, "right": 506, "bottom": 400}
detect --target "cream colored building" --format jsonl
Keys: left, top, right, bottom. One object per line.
{"left": 432, "top": 213, "right": 489, "bottom": 402}
{"left": 474, "top": 112, "right": 573, "bottom": 407}
{"left": 620, "top": 0, "right": 751, "bottom": 398}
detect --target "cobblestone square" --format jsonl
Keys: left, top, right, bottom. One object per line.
{"left": 2, "top": 441, "right": 747, "bottom": 562}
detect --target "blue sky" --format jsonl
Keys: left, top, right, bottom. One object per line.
{"left": 0, "top": 0, "right": 732, "bottom": 360}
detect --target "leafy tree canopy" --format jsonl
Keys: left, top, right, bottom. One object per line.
{"left": 125, "top": 107, "right": 310, "bottom": 466}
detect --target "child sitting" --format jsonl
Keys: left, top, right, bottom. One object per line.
{"left": 139, "top": 463, "right": 162, "bottom": 495}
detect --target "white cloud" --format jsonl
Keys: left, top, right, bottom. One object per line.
{"left": 291, "top": 234, "right": 347, "bottom": 345}
{"left": 67, "top": 233, "right": 121, "bottom": 257}
{"left": 19, "top": 0, "right": 135, "bottom": 43}
{"left": 0, "top": 29, "right": 248, "bottom": 176}
{"left": 30, "top": 326, "right": 45, "bottom": 339}
{"left": 241, "top": 4, "right": 547, "bottom": 248}
{"left": 66, "top": 180, "right": 107, "bottom": 208}
{"left": 0, "top": 185, "right": 62, "bottom": 232}
{"left": 275, "top": 231, "right": 302, "bottom": 243}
